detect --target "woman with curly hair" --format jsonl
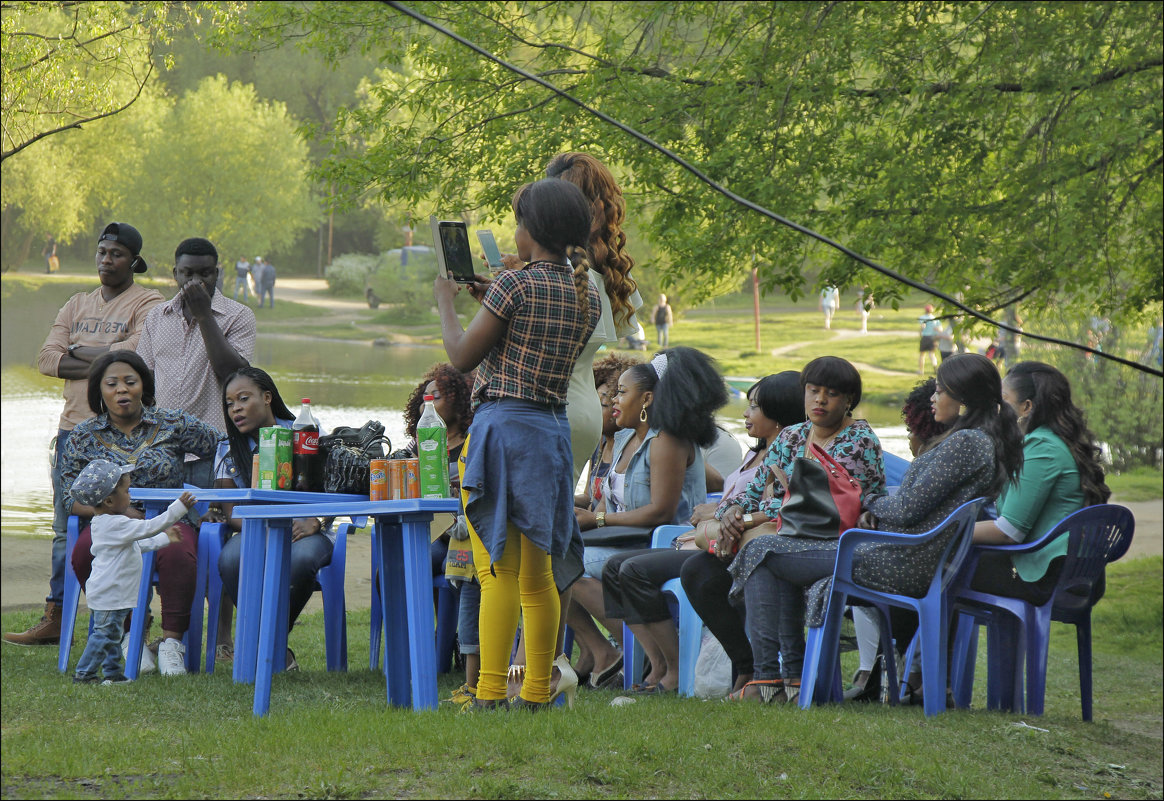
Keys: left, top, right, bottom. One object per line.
{"left": 394, "top": 363, "right": 475, "bottom": 479}
{"left": 504, "top": 153, "right": 645, "bottom": 698}
{"left": 970, "top": 361, "right": 1109, "bottom": 600}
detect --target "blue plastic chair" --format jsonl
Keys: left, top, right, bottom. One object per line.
{"left": 369, "top": 528, "right": 459, "bottom": 675}
{"left": 621, "top": 524, "right": 705, "bottom": 697}
{"left": 883, "top": 451, "right": 911, "bottom": 488}
{"left": 206, "top": 520, "right": 355, "bottom": 674}
{"left": 799, "top": 497, "right": 985, "bottom": 717}
{"left": 949, "top": 504, "right": 1134, "bottom": 720}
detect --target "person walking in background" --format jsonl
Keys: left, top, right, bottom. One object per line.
{"left": 856, "top": 286, "right": 874, "bottom": 334}
{"left": 43, "top": 235, "right": 59, "bottom": 273}
{"left": 254, "top": 256, "right": 276, "bottom": 309}
{"left": 652, "top": 293, "right": 673, "bottom": 346}
{"left": 917, "top": 304, "right": 940, "bottom": 374}
{"left": 233, "top": 256, "right": 251, "bottom": 303}
{"left": 136, "top": 237, "right": 255, "bottom": 486}
{"left": 819, "top": 285, "right": 840, "bottom": 330}
{"left": 4, "top": 222, "right": 163, "bottom": 648}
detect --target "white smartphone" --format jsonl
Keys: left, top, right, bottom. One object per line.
{"left": 476, "top": 229, "right": 505, "bottom": 272}
{"left": 429, "top": 216, "right": 476, "bottom": 283}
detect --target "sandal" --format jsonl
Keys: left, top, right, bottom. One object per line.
{"left": 506, "top": 664, "right": 525, "bottom": 700}
{"left": 589, "top": 653, "right": 624, "bottom": 689}
{"left": 727, "top": 678, "right": 787, "bottom": 704}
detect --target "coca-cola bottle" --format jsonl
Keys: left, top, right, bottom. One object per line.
{"left": 292, "top": 398, "right": 322, "bottom": 492}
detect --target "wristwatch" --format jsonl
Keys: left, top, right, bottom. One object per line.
{"left": 67, "top": 343, "right": 81, "bottom": 353}
{"left": 742, "top": 513, "right": 754, "bottom": 527}
{"left": 595, "top": 511, "right": 606, "bottom": 528}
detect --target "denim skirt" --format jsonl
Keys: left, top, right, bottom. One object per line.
{"left": 461, "top": 399, "right": 580, "bottom": 566}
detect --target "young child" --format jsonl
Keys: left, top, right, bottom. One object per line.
{"left": 71, "top": 460, "right": 194, "bottom": 685}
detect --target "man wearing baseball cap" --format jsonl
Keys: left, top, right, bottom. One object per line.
{"left": 6, "top": 223, "right": 164, "bottom": 647}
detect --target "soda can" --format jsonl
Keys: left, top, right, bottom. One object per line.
{"left": 369, "top": 459, "right": 389, "bottom": 501}
{"left": 389, "top": 459, "right": 406, "bottom": 500}
{"left": 404, "top": 458, "right": 420, "bottom": 499}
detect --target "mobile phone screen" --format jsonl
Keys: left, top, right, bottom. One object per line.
{"left": 438, "top": 222, "right": 476, "bottom": 283}
{"left": 477, "top": 229, "right": 504, "bottom": 270}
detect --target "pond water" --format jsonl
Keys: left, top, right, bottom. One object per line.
{"left": 1, "top": 295, "right": 911, "bottom": 538}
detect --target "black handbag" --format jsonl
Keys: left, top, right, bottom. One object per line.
{"left": 772, "top": 443, "right": 863, "bottom": 539}
{"left": 580, "top": 524, "right": 652, "bottom": 547}
{"left": 319, "top": 421, "right": 391, "bottom": 495}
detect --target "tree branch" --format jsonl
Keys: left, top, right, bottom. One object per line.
{"left": 1, "top": 57, "right": 154, "bottom": 162}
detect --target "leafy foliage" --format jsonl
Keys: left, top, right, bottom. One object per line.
{"left": 116, "top": 75, "right": 319, "bottom": 269}
{"left": 250, "top": 2, "right": 1161, "bottom": 318}
{"left": 325, "top": 252, "right": 381, "bottom": 295}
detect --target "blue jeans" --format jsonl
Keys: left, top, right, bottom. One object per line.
{"left": 75, "top": 608, "right": 130, "bottom": 680}
{"left": 457, "top": 580, "right": 481, "bottom": 654}
{"left": 744, "top": 547, "right": 837, "bottom": 681}
{"left": 583, "top": 545, "right": 631, "bottom": 580}
{"left": 655, "top": 323, "right": 670, "bottom": 347}
{"left": 257, "top": 285, "right": 274, "bottom": 308}
{"left": 218, "top": 531, "right": 333, "bottom": 631}
{"left": 48, "top": 429, "right": 72, "bottom": 604}
{"left": 234, "top": 276, "right": 249, "bottom": 301}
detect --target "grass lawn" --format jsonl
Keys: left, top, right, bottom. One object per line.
{"left": 2, "top": 557, "right": 1160, "bottom": 799}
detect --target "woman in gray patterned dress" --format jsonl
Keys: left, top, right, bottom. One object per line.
{"left": 726, "top": 353, "right": 1022, "bottom": 703}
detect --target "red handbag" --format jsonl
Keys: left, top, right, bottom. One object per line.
{"left": 772, "top": 442, "right": 863, "bottom": 539}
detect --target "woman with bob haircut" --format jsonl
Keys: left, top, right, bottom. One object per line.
{"left": 708, "top": 356, "right": 886, "bottom": 703}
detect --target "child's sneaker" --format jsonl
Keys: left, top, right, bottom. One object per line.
{"left": 73, "top": 673, "right": 99, "bottom": 684}
{"left": 157, "top": 638, "right": 186, "bottom": 676}
{"left": 101, "top": 676, "right": 132, "bottom": 686}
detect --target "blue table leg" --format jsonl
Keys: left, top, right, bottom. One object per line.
{"left": 254, "top": 521, "right": 292, "bottom": 717}
{"left": 402, "top": 515, "right": 438, "bottom": 710}
{"left": 233, "top": 518, "right": 266, "bottom": 684}
{"left": 377, "top": 519, "right": 412, "bottom": 707}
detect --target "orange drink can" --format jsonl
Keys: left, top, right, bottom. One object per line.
{"left": 404, "top": 458, "right": 420, "bottom": 499}
{"left": 369, "top": 459, "right": 389, "bottom": 501}
{"left": 389, "top": 459, "right": 406, "bottom": 500}
{"left": 251, "top": 454, "right": 261, "bottom": 489}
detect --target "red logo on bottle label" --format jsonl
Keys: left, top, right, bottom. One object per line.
{"left": 293, "top": 431, "right": 319, "bottom": 454}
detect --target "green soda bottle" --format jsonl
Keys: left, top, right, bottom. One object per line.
{"left": 417, "top": 394, "right": 450, "bottom": 498}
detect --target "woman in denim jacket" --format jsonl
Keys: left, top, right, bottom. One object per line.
{"left": 569, "top": 347, "right": 728, "bottom": 688}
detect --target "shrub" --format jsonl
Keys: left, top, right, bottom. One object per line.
{"left": 325, "top": 253, "right": 380, "bottom": 295}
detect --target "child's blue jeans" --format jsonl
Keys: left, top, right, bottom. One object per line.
{"left": 74, "top": 608, "right": 130, "bottom": 681}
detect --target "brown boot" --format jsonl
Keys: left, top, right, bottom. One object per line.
{"left": 4, "top": 602, "right": 62, "bottom": 646}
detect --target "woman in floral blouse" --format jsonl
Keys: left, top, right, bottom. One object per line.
{"left": 703, "top": 356, "right": 886, "bottom": 703}
{"left": 62, "top": 350, "right": 220, "bottom": 676}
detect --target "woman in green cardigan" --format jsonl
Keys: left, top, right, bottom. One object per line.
{"left": 970, "top": 361, "right": 1110, "bottom": 603}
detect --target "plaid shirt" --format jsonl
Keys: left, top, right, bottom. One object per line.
{"left": 136, "top": 290, "right": 256, "bottom": 432}
{"left": 474, "top": 261, "right": 600, "bottom": 408}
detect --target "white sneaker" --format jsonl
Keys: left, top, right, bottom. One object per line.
{"left": 157, "top": 638, "right": 187, "bottom": 676}
{"left": 121, "top": 631, "right": 157, "bottom": 674}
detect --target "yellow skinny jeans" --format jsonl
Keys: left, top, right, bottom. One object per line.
{"left": 460, "top": 431, "right": 560, "bottom": 702}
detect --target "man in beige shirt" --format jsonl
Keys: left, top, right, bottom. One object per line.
{"left": 5, "top": 222, "right": 164, "bottom": 647}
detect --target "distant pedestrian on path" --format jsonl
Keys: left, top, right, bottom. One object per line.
{"left": 254, "top": 257, "right": 276, "bottom": 308}
{"left": 233, "top": 257, "right": 251, "bottom": 302}
{"left": 819, "top": 285, "right": 840, "bottom": 330}
{"left": 856, "top": 286, "right": 874, "bottom": 333}
{"left": 918, "top": 304, "right": 940, "bottom": 374}
{"left": 653, "top": 293, "right": 673, "bottom": 347}
{"left": 43, "top": 235, "right": 59, "bottom": 273}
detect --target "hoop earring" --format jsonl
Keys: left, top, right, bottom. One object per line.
{"left": 639, "top": 406, "right": 649, "bottom": 423}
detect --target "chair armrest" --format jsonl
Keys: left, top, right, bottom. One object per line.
{"left": 651, "top": 524, "right": 695, "bottom": 549}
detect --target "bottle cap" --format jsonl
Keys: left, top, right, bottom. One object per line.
{"left": 302, "top": 398, "right": 310, "bottom": 404}
{"left": 424, "top": 394, "right": 435, "bottom": 401}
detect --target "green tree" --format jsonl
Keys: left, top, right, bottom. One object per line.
{"left": 118, "top": 74, "right": 319, "bottom": 265}
{"left": 245, "top": 2, "right": 1162, "bottom": 318}
{"left": 0, "top": 1, "right": 241, "bottom": 161}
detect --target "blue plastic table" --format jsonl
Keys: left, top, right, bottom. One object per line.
{"left": 234, "top": 498, "right": 460, "bottom": 715}
{"left": 129, "top": 488, "right": 367, "bottom": 690}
